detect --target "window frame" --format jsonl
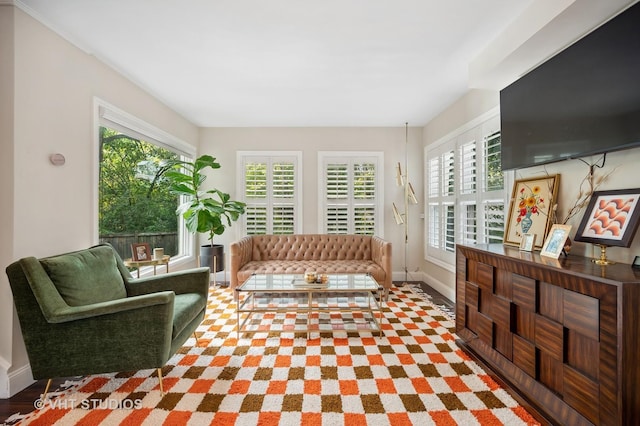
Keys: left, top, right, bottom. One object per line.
{"left": 424, "top": 107, "right": 510, "bottom": 271}
{"left": 93, "top": 98, "right": 197, "bottom": 268}
{"left": 317, "top": 151, "right": 384, "bottom": 236}
{"left": 236, "top": 151, "right": 303, "bottom": 235}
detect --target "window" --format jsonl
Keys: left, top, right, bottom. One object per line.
{"left": 425, "top": 111, "right": 505, "bottom": 267}
{"left": 319, "top": 152, "right": 383, "bottom": 236}
{"left": 238, "top": 152, "right": 302, "bottom": 235}
{"left": 95, "top": 99, "right": 196, "bottom": 262}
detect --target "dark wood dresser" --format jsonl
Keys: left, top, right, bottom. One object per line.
{"left": 455, "top": 244, "right": 640, "bottom": 425}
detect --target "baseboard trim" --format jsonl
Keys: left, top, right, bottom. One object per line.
{"left": 0, "top": 356, "right": 8, "bottom": 399}
{"left": 10, "top": 364, "right": 35, "bottom": 398}
{"left": 0, "top": 362, "right": 35, "bottom": 399}
{"left": 395, "top": 270, "right": 455, "bottom": 302}
{"left": 391, "top": 270, "right": 426, "bottom": 283}
{"left": 421, "top": 270, "right": 455, "bottom": 301}
{"left": 392, "top": 270, "right": 455, "bottom": 301}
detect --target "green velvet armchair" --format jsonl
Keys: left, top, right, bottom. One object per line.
{"left": 5, "top": 244, "right": 210, "bottom": 397}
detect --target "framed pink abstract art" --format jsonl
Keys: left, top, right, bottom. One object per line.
{"left": 574, "top": 188, "right": 640, "bottom": 247}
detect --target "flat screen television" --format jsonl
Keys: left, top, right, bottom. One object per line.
{"left": 500, "top": 2, "right": 640, "bottom": 171}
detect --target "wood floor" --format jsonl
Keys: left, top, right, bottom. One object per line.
{"left": 0, "top": 377, "right": 74, "bottom": 424}
{"left": 0, "top": 281, "right": 454, "bottom": 424}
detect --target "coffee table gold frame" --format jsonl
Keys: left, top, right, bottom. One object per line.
{"left": 235, "top": 274, "right": 383, "bottom": 338}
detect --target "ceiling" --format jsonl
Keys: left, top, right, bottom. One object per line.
{"left": 16, "top": 1, "right": 541, "bottom": 127}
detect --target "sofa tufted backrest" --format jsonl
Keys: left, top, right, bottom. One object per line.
{"left": 251, "top": 234, "right": 372, "bottom": 261}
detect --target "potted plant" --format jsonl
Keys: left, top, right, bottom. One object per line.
{"left": 163, "top": 154, "right": 245, "bottom": 273}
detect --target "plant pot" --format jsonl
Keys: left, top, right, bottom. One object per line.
{"left": 199, "top": 244, "right": 224, "bottom": 273}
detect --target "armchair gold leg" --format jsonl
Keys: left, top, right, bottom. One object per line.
{"left": 193, "top": 332, "right": 200, "bottom": 346}
{"left": 41, "top": 378, "right": 53, "bottom": 401}
{"left": 157, "top": 368, "right": 164, "bottom": 395}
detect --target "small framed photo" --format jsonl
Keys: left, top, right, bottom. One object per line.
{"left": 573, "top": 188, "right": 640, "bottom": 248}
{"left": 632, "top": 256, "right": 640, "bottom": 269}
{"left": 540, "top": 224, "right": 572, "bottom": 259}
{"left": 131, "top": 243, "right": 151, "bottom": 261}
{"left": 519, "top": 233, "right": 536, "bottom": 251}
{"left": 539, "top": 256, "right": 561, "bottom": 268}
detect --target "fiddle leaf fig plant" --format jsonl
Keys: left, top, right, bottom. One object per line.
{"left": 163, "top": 155, "right": 245, "bottom": 245}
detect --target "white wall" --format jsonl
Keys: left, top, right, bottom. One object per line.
{"left": 0, "top": 3, "right": 17, "bottom": 399}
{"left": 199, "top": 127, "right": 424, "bottom": 278}
{"left": 0, "top": 6, "right": 199, "bottom": 398}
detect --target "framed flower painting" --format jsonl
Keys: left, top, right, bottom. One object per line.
{"left": 504, "top": 175, "right": 560, "bottom": 249}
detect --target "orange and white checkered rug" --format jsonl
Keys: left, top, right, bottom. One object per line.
{"left": 15, "top": 285, "right": 539, "bottom": 425}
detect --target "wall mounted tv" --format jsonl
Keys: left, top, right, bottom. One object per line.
{"left": 500, "top": 2, "right": 640, "bottom": 171}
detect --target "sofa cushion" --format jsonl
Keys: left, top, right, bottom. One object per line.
{"left": 172, "top": 293, "right": 206, "bottom": 338}
{"left": 237, "top": 260, "right": 386, "bottom": 286}
{"left": 40, "top": 246, "right": 127, "bottom": 306}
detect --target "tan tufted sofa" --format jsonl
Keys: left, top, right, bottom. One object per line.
{"left": 230, "top": 234, "right": 392, "bottom": 294}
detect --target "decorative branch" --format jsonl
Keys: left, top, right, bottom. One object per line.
{"left": 549, "top": 156, "right": 617, "bottom": 225}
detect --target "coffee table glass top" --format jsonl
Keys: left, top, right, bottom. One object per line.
{"left": 237, "top": 274, "right": 380, "bottom": 292}
{"left": 235, "top": 273, "right": 383, "bottom": 337}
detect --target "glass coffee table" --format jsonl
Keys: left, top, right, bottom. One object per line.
{"left": 235, "top": 274, "right": 384, "bottom": 338}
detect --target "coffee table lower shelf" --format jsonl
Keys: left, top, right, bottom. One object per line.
{"left": 235, "top": 274, "right": 384, "bottom": 338}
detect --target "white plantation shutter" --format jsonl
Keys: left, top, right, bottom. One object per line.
{"left": 445, "top": 204, "right": 456, "bottom": 252}
{"left": 353, "top": 162, "right": 376, "bottom": 235}
{"left": 245, "top": 162, "right": 267, "bottom": 198}
{"left": 326, "top": 206, "right": 349, "bottom": 233}
{"left": 460, "top": 141, "right": 476, "bottom": 195}
{"left": 483, "top": 201, "right": 505, "bottom": 244}
{"left": 427, "top": 158, "right": 442, "bottom": 249}
{"left": 425, "top": 110, "right": 506, "bottom": 268}
{"left": 319, "top": 153, "right": 383, "bottom": 236}
{"left": 239, "top": 152, "right": 301, "bottom": 235}
{"left": 480, "top": 123, "right": 505, "bottom": 244}
{"left": 484, "top": 130, "right": 503, "bottom": 192}
{"left": 243, "top": 161, "right": 269, "bottom": 235}
{"left": 461, "top": 203, "right": 477, "bottom": 245}
{"left": 245, "top": 206, "right": 267, "bottom": 234}
{"left": 354, "top": 163, "right": 376, "bottom": 199}
{"left": 271, "top": 162, "right": 296, "bottom": 233}
{"left": 273, "top": 164, "right": 295, "bottom": 197}
{"left": 325, "top": 163, "right": 350, "bottom": 233}
{"left": 273, "top": 205, "right": 295, "bottom": 234}
{"left": 428, "top": 203, "right": 440, "bottom": 248}
{"left": 326, "top": 164, "right": 349, "bottom": 199}
{"left": 428, "top": 158, "right": 439, "bottom": 198}
{"left": 443, "top": 150, "right": 455, "bottom": 196}
{"left": 426, "top": 145, "right": 457, "bottom": 263}
{"left": 459, "top": 137, "right": 478, "bottom": 245}
{"left": 354, "top": 206, "right": 376, "bottom": 234}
